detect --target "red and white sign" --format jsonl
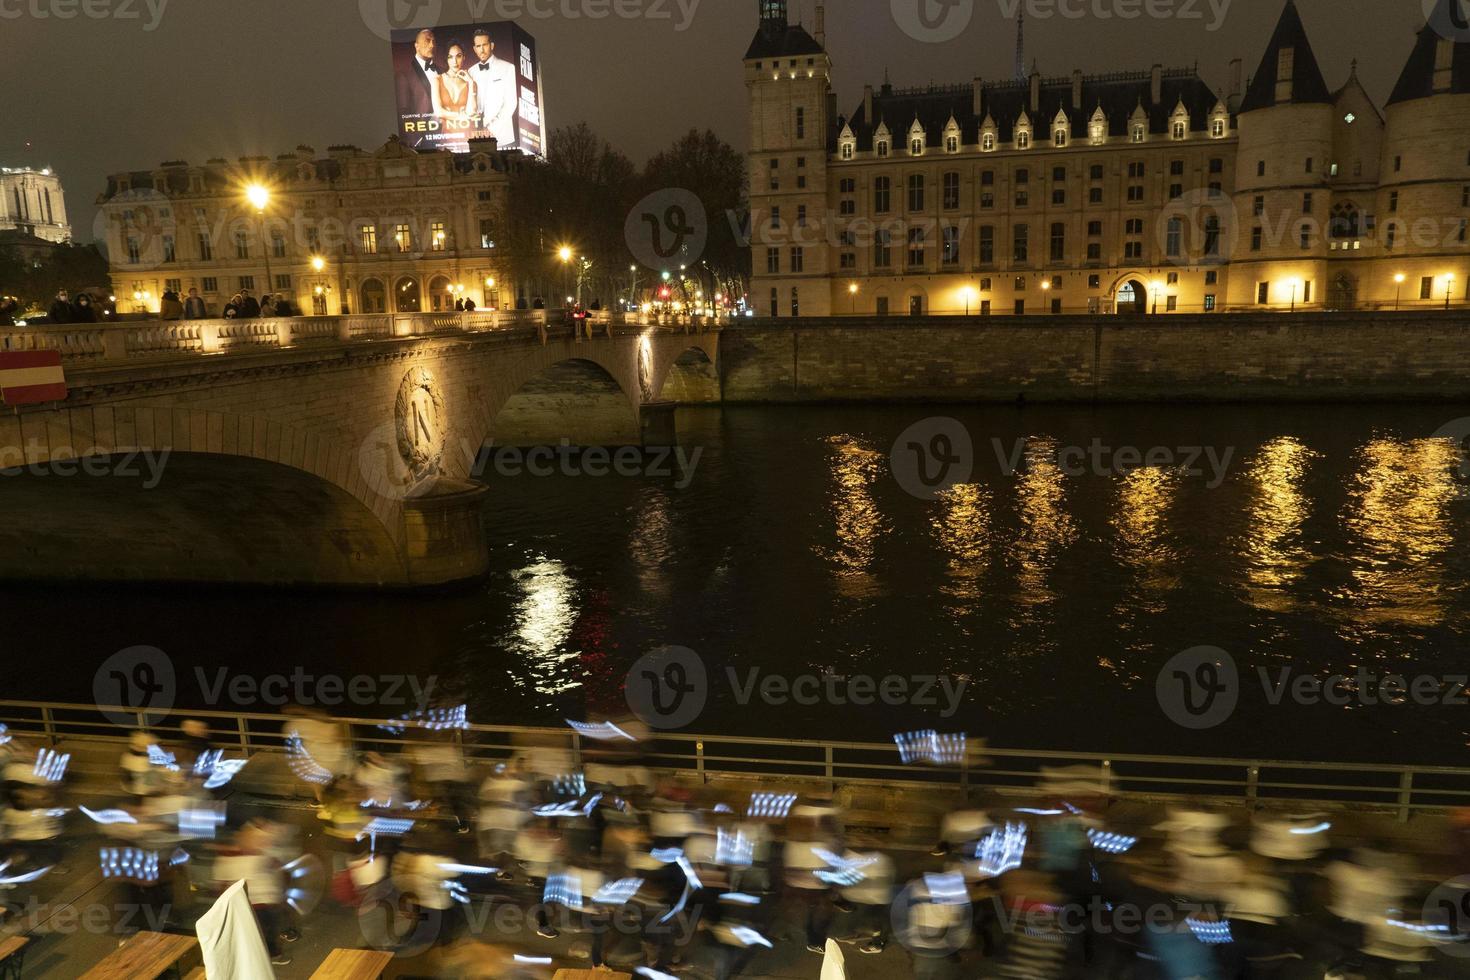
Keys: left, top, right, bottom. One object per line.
{"left": 0, "top": 351, "right": 67, "bottom": 406}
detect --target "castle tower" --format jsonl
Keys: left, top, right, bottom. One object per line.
{"left": 1377, "top": 0, "right": 1470, "bottom": 308}
{"left": 1228, "top": 0, "right": 1334, "bottom": 309}
{"left": 745, "top": 0, "right": 834, "bottom": 316}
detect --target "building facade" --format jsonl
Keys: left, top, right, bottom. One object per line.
{"left": 0, "top": 166, "right": 71, "bottom": 244}
{"left": 97, "top": 137, "right": 520, "bottom": 317}
{"left": 745, "top": 0, "right": 1470, "bottom": 316}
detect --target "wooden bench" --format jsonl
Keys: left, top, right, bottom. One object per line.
{"left": 78, "top": 931, "right": 200, "bottom": 980}
{"left": 0, "top": 937, "right": 30, "bottom": 980}
{"left": 309, "top": 948, "right": 395, "bottom": 979}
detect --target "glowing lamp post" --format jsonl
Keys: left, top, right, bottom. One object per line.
{"left": 1394, "top": 273, "right": 1405, "bottom": 311}
{"left": 849, "top": 282, "right": 859, "bottom": 314}
{"left": 245, "top": 184, "right": 272, "bottom": 298}
{"left": 1447, "top": 274, "right": 1457, "bottom": 311}
{"left": 1287, "top": 277, "right": 1301, "bottom": 313}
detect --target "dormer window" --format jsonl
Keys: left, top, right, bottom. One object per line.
{"left": 982, "top": 132, "right": 995, "bottom": 152}
{"left": 946, "top": 135, "right": 959, "bottom": 153}
{"left": 1172, "top": 122, "right": 1186, "bottom": 140}
{"left": 1131, "top": 125, "right": 1145, "bottom": 143}
{"left": 911, "top": 137, "right": 924, "bottom": 156}
{"left": 1090, "top": 124, "right": 1105, "bottom": 143}
{"left": 1017, "top": 131, "right": 1031, "bottom": 150}
{"left": 841, "top": 142, "right": 854, "bottom": 160}
{"left": 1055, "top": 129, "right": 1067, "bottom": 147}
{"left": 1212, "top": 118, "right": 1226, "bottom": 138}
{"left": 877, "top": 139, "right": 889, "bottom": 158}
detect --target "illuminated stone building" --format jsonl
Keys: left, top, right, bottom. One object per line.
{"left": 97, "top": 137, "right": 521, "bottom": 317}
{"left": 745, "top": 0, "right": 1470, "bottom": 316}
{"left": 0, "top": 166, "right": 71, "bottom": 244}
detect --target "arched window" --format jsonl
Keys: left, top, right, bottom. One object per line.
{"left": 1017, "top": 131, "right": 1031, "bottom": 150}
{"left": 1330, "top": 203, "right": 1361, "bottom": 240}
{"left": 982, "top": 132, "right": 996, "bottom": 151}
{"left": 359, "top": 278, "right": 386, "bottom": 314}
{"left": 1055, "top": 129, "right": 1067, "bottom": 147}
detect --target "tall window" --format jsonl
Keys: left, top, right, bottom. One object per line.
{"left": 197, "top": 232, "right": 213, "bottom": 260}
{"left": 162, "top": 235, "right": 175, "bottom": 263}
{"left": 907, "top": 227, "right": 926, "bottom": 266}
{"left": 1204, "top": 217, "right": 1221, "bottom": 257}
{"left": 480, "top": 218, "right": 496, "bottom": 249}
{"left": 1050, "top": 223, "right": 1066, "bottom": 262}
{"left": 395, "top": 225, "right": 411, "bottom": 252}
{"left": 874, "top": 177, "right": 891, "bottom": 213}
{"left": 1166, "top": 217, "right": 1182, "bottom": 258}
{"left": 790, "top": 246, "right": 804, "bottom": 273}
{"left": 234, "top": 231, "right": 249, "bottom": 260}
{"left": 766, "top": 247, "right": 779, "bottom": 274}
{"left": 795, "top": 107, "right": 805, "bottom": 139}
{"left": 1013, "top": 224, "right": 1029, "bottom": 263}
{"left": 874, "top": 229, "right": 892, "bottom": 267}
{"left": 908, "top": 174, "right": 925, "bottom": 212}
{"left": 431, "top": 222, "right": 447, "bottom": 251}
{"left": 943, "top": 172, "right": 960, "bottom": 210}
{"left": 360, "top": 225, "right": 378, "bottom": 254}
{"left": 942, "top": 225, "right": 961, "bottom": 265}
{"left": 271, "top": 234, "right": 286, "bottom": 259}
{"left": 979, "top": 226, "right": 995, "bottom": 264}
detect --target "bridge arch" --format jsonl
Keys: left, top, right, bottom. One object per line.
{"left": 650, "top": 340, "right": 721, "bottom": 404}
{"left": 0, "top": 405, "right": 445, "bottom": 587}
{"left": 474, "top": 344, "right": 643, "bottom": 453}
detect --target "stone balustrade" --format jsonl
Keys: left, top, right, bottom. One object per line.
{"left": 0, "top": 310, "right": 728, "bottom": 366}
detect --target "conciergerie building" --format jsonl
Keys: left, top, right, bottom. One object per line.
{"left": 745, "top": 0, "right": 1470, "bottom": 317}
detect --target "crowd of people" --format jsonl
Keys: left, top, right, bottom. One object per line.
{"left": 2, "top": 711, "right": 1469, "bottom": 978}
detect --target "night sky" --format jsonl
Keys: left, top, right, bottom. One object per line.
{"left": 1, "top": 0, "right": 1433, "bottom": 241}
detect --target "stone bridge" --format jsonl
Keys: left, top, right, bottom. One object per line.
{"left": 0, "top": 312, "right": 722, "bottom": 589}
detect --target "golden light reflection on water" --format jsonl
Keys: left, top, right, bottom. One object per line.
{"left": 1111, "top": 466, "right": 1183, "bottom": 614}
{"left": 931, "top": 482, "right": 993, "bottom": 601}
{"left": 1237, "top": 437, "right": 1319, "bottom": 613}
{"left": 1337, "top": 438, "right": 1462, "bottom": 631}
{"left": 1009, "top": 439, "right": 1077, "bottom": 635}
{"left": 629, "top": 489, "right": 674, "bottom": 602}
{"left": 512, "top": 558, "right": 582, "bottom": 695}
{"left": 817, "top": 435, "right": 889, "bottom": 595}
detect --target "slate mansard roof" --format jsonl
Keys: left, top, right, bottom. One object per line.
{"left": 1388, "top": 0, "right": 1470, "bottom": 105}
{"left": 836, "top": 70, "right": 1225, "bottom": 153}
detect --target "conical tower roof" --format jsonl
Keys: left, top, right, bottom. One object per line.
{"left": 1239, "top": 0, "right": 1332, "bottom": 112}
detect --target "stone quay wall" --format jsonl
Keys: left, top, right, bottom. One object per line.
{"left": 716, "top": 312, "right": 1470, "bottom": 403}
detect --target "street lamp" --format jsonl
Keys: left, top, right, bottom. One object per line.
{"left": 1287, "top": 277, "right": 1301, "bottom": 313}
{"left": 1150, "top": 280, "right": 1162, "bottom": 315}
{"left": 962, "top": 285, "right": 975, "bottom": 316}
{"left": 1446, "top": 274, "right": 1456, "bottom": 310}
{"left": 245, "top": 184, "right": 272, "bottom": 298}
{"left": 848, "top": 282, "right": 859, "bottom": 314}
{"left": 1394, "top": 273, "right": 1406, "bottom": 311}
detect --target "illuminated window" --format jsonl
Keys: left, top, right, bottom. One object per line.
{"left": 430, "top": 222, "right": 447, "bottom": 251}
{"left": 395, "top": 225, "right": 411, "bottom": 252}
{"left": 360, "top": 226, "right": 377, "bottom": 254}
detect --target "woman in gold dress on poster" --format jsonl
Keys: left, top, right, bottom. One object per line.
{"left": 432, "top": 42, "right": 480, "bottom": 141}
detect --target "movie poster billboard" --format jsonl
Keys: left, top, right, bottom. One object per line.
{"left": 390, "top": 21, "right": 545, "bottom": 157}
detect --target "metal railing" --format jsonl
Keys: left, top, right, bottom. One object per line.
{"left": 0, "top": 699, "right": 1464, "bottom": 819}
{"left": 0, "top": 310, "right": 727, "bottom": 366}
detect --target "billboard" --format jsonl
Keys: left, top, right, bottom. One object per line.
{"left": 391, "top": 22, "right": 545, "bottom": 157}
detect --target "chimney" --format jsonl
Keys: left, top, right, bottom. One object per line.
{"left": 814, "top": 0, "right": 825, "bottom": 45}
{"left": 1228, "top": 58, "right": 1242, "bottom": 103}
{"left": 863, "top": 84, "right": 874, "bottom": 122}
{"left": 1150, "top": 64, "right": 1162, "bottom": 105}
{"left": 973, "top": 77, "right": 983, "bottom": 117}
{"left": 1072, "top": 69, "right": 1083, "bottom": 109}
{"left": 1029, "top": 67, "right": 1041, "bottom": 114}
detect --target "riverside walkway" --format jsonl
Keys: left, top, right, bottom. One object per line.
{"left": 2, "top": 700, "right": 1468, "bottom": 977}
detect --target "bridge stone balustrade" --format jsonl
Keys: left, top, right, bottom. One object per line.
{"left": 0, "top": 312, "right": 723, "bottom": 590}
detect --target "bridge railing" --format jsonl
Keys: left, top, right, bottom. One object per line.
{"left": 0, "top": 698, "right": 1464, "bottom": 818}
{"left": 0, "top": 311, "right": 728, "bottom": 365}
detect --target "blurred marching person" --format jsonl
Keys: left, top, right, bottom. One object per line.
{"left": 389, "top": 825, "right": 460, "bottom": 953}
{"left": 120, "top": 730, "right": 158, "bottom": 800}
{"left": 158, "top": 290, "right": 183, "bottom": 320}
{"left": 183, "top": 286, "right": 207, "bottom": 319}
{"left": 411, "top": 726, "right": 472, "bottom": 834}
{"left": 783, "top": 805, "right": 844, "bottom": 954}
{"left": 282, "top": 705, "right": 352, "bottom": 804}
{"left": 215, "top": 821, "right": 293, "bottom": 967}
{"left": 477, "top": 764, "right": 528, "bottom": 880}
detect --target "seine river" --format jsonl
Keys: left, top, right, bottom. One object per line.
{"left": 9, "top": 404, "right": 1470, "bottom": 766}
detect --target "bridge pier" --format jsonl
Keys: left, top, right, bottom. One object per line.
{"left": 400, "top": 478, "right": 491, "bottom": 587}
{"left": 639, "top": 402, "right": 679, "bottom": 448}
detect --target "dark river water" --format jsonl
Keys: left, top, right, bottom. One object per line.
{"left": 9, "top": 404, "right": 1470, "bottom": 766}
